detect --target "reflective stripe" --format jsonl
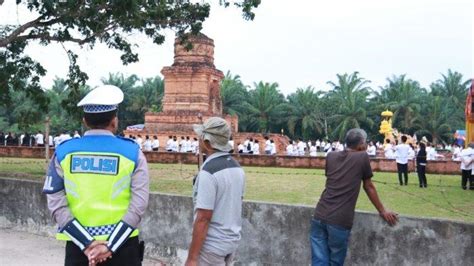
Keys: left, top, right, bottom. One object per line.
{"left": 111, "top": 227, "right": 133, "bottom": 252}
{"left": 108, "top": 222, "right": 123, "bottom": 244}
{"left": 64, "top": 231, "right": 85, "bottom": 250}
{"left": 73, "top": 220, "right": 94, "bottom": 241}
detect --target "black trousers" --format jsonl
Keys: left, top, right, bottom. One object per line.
{"left": 65, "top": 237, "right": 141, "bottom": 266}
{"left": 461, "top": 170, "right": 473, "bottom": 190}
{"left": 397, "top": 163, "right": 408, "bottom": 185}
{"left": 416, "top": 164, "right": 427, "bottom": 187}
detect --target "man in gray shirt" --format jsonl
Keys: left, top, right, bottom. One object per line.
{"left": 186, "top": 117, "right": 246, "bottom": 266}
{"left": 311, "top": 128, "right": 398, "bottom": 266}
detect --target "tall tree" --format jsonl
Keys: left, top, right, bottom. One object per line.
{"left": 129, "top": 76, "right": 164, "bottom": 114}
{"left": 430, "top": 69, "right": 471, "bottom": 107}
{"left": 416, "top": 95, "right": 452, "bottom": 144}
{"left": 101, "top": 73, "right": 139, "bottom": 129}
{"left": 430, "top": 69, "right": 471, "bottom": 130}
{"left": 0, "top": 0, "right": 260, "bottom": 107}
{"left": 246, "top": 81, "right": 287, "bottom": 133}
{"left": 220, "top": 71, "right": 250, "bottom": 116}
{"left": 327, "top": 72, "right": 374, "bottom": 141}
{"left": 286, "top": 87, "right": 324, "bottom": 140}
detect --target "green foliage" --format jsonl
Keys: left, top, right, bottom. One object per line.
{"left": 0, "top": 0, "right": 260, "bottom": 109}
{"left": 245, "top": 81, "right": 287, "bottom": 133}
{"left": 326, "top": 72, "right": 374, "bottom": 141}
{"left": 286, "top": 87, "right": 324, "bottom": 140}
{"left": 0, "top": 69, "right": 468, "bottom": 144}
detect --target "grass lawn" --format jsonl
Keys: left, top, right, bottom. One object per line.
{"left": 1, "top": 157, "right": 473, "bottom": 223}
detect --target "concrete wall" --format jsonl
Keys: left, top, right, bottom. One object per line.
{"left": 0, "top": 146, "right": 462, "bottom": 174}
{"left": 1, "top": 178, "right": 472, "bottom": 265}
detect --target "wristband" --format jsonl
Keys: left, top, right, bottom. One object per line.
{"left": 60, "top": 219, "right": 94, "bottom": 251}
{"left": 106, "top": 220, "right": 135, "bottom": 253}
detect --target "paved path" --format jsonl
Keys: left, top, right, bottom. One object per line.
{"left": 0, "top": 229, "right": 163, "bottom": 266}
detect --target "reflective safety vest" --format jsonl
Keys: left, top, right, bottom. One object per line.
{"left": 55, "top": 135, "right": 140, "bottom": 241}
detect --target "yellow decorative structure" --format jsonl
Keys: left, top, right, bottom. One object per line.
{"left": 379, "top": 110, "right": 393, "bottom": 142}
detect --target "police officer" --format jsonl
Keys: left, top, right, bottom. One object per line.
{"left": 43, "top": 85, "right": 149, "bottom": 266}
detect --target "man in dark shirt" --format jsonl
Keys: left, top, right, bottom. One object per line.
{"left": 310, "top": 128, "right": 398, "bottom": 266}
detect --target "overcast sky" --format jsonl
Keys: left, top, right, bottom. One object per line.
{"left": 1, "top": 0, "right": 473, "bottom": 95}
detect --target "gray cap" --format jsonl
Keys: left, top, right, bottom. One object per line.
{"left": 193, "top": 117, "right": 232, "bottom": 152}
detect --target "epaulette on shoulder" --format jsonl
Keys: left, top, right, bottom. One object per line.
{"left": 56, "top": 138, "right": 75, "bottom": 147}
{"left": 117, "top": 135, "right": 139, "bottom": 146}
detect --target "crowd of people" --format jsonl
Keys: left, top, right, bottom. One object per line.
{"left": 0, "top": 130, "right": 81, "bottom": 147}
{"left": 3, "top": 128, "right": 472, "bottom": 191}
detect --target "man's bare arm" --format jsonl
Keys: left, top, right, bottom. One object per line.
{"left": 363, "top": 179, "right": 398, "bottom": 226}
{"left": 185, "top": 209, "right": 213, "bottom": 266}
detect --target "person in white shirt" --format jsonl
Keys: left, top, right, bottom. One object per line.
{"left": 286, "top": 141, "right": 294, "bottom": 156}
{"left": 152, "top": 136, "right": 160, "bottom": 151}
{"left": 270, "top": 139, "right": 277, "bottom": 155}
{"left": 186, "top": 136, "right": 193, "bottom": 152}
{"left": 243, "top": 137, "right": 250, "bottom": 154}
{"left": 367, "top": 141, "right": 376, "bottom": 157}
{"left": 325, "top": 143, "right": 336, "bottom": 157}
{"left": 53, "top": 134, "right": 61, "bottom": 148}
{"left": 166, "top": 136, "right": 173, "bottom": 151}
{"left": 48, "top": 135, "right": 54, "bottom": 147}
{"left": 264, "top": 136, "right": 272, "bottom": 155}
{"left": 228, "top": 136, "right": 234, "bottom": 153}
{"left": 384, "top": 139, "right": 394, "bottom": 159}
{"left": 309, "top": 141, "right": 317, "bottom": 157}
{"left": 297, "top": 139, "right": 306, "bottom": 156}
{"left": 179, "top": 136, "right": 187, "bottom": 152}
{"left": 395, "top": 136, "right": 410, "bottom": 185}
{"left": 336, "top": 141, "right": 344, "bottom": 151}
{"left": 237, "top": 142, "right": 245, "bottom": 153}
{"left": 460, "top": 143, "right": 474, "bottom": 190}
{"left": 73, "top": 130, "right": 81, "bottom": 138}
{"left": 452, "top": 144, "right": 462, "bottom": 161}
{"left": 407, "top": 144, "right": 415, "bottom": 161}
{"left": 426, "top": 143, "right": 441, "bottom": 160}
{"left": 191, "top": 137, "right": 199, "bottom": 154}
{"left": 143, "top": 135, "right": 153, "bottom": 152}
{"left": 171, "top": 136, "right": 179, "bottom": 152}
{"left": 35, "top": 131, "right": 44, "bottom": 147}
{"left": 323, "top": 142, "right": 331, "bottom": 153}
{"left": 135, "top": 135, "right": 143, "bottom": 150}
{"left": 315, "top": 139, "right": 321, "bottom": 152}
{"left": 252, "top": 140, "right": 260, "bottom": 155}
{"left": 60, "top": 131, "right": 72, "bottom": 144}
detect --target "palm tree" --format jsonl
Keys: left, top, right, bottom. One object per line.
{"left": 286, "top": 86, "right": 324, "bottom": 139}
{"left": 220, "top": 71, "right": 250, "bottom": 116}
{"left": 246, "top": 81, "right": 287, "bottom": 133}
{"left": 129, "top": 76, "right": 164, "bottom": 114}
{"left": 375, "top": 75, "right": 425, "bottom": 134}
{"left": 430, "top": 69, "right": 471, "bottom": 107}
{"left": 326, "top": 72, "right": 374, "bottom": 141}
{"left": 416, "top": 95, "right": 452, "bottom": 144}
{"left": 101, "top": 73, "right": 139, "bottom": 128}
{"left": 430, "top": 69, "right": 470, "bottom": 130}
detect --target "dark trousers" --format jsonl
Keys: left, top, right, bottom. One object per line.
{"left": 461, "top": 170, "right": 473, "bottom": 190}
{"left": 416, "top": 164, "right": 427, "bottom": 187}
{"left": 397, "top": 163, "right": 408, "bottom": 185}
{"left": 65, "top": 237, "right": 141, "bottom": 266}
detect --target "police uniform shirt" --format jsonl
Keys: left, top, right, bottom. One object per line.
{"left": 44, "top": 129, "right": 149, "bottom": 229}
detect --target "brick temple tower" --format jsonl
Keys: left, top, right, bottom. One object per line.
{"left": 126, "top": 34, "right": 237, "bottom": 140}
{"left": 124, "top": 34, "right": 289, "bottom": 154}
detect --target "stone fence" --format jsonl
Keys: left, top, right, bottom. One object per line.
{"left": 0, "top": 146, "right": 461, "bottom": 174}
{"left": 1, "top": 178, "right": 472, "bottom": 265}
